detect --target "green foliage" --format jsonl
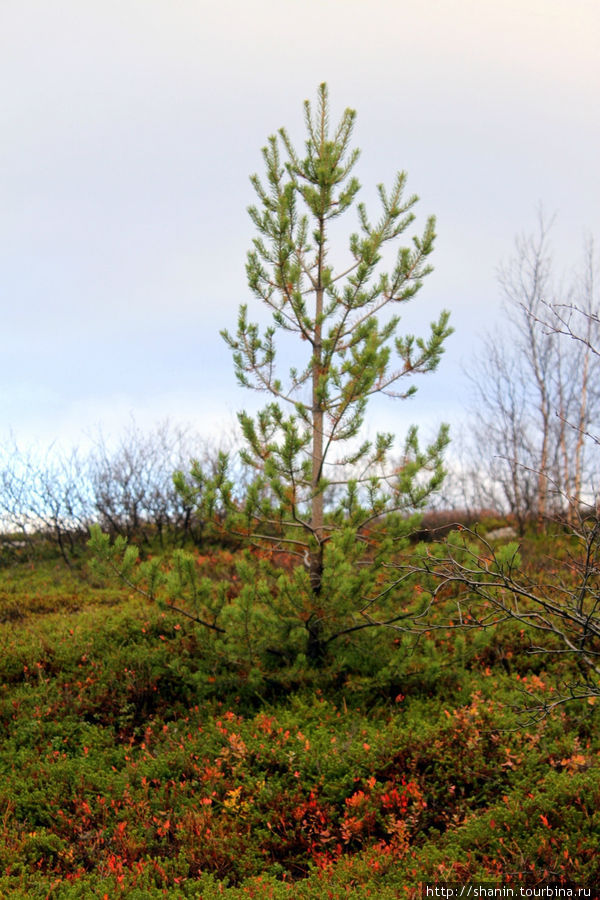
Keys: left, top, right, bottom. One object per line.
{"left": 1, "top": 551, "right": 600, "bottom": 896}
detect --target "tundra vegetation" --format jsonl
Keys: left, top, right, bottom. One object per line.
{"left": 0, "top": 87, "right": 599, "bottom": 897}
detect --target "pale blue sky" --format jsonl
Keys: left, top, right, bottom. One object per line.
{"left": 2, "top": 0, "right": 599, "bottom": 450}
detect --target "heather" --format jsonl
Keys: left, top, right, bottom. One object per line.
{"left": 1, "top": 537, "right": 598, "bottom": 898}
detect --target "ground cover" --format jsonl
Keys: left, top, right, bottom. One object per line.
{"left": 0, "top": 542, "right": 599, "bottom": 898}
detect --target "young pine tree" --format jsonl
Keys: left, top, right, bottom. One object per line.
{"left": 92, "top": 84, "right": 452, "bottom": 668}
{"left": 215, "top": 83, "right": 451, "bottom": 662}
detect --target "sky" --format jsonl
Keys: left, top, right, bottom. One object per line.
{"left": 2, "top": 0, "right": 599, "bottom": 453}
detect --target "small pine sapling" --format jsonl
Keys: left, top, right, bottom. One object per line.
{"left": 93, "top": 84, "right": 452, "bottom": 668}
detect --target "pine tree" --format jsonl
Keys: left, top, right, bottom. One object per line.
{"left": 217, "top": 84, "right": 452, "bottom": 662}
{"left": 91, "top": 84, "right": 452, "bottom": 668}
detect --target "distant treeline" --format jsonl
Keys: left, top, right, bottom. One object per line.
{"left": 0, "top": 420, "right": 235, "bottom": 563}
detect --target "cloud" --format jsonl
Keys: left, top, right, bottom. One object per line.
{"left": 2, "top": 0, "right": 598, "bottom": 446}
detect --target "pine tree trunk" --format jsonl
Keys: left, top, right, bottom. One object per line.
{"left": 307, "top": 220, "right": 326, "bottom": 663}
{"left": 306, "top": 615, "right": 326, "bottom": 664}
{"left": 310, "top": 224, "right": 325, "bottom": 596}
